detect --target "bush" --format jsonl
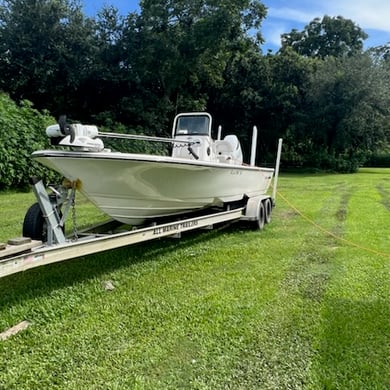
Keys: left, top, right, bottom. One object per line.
{"left": 0, "top": 94, "right": 57, "bottom": 189}
{"left": 364, "top": 152, "right": 390, "bottom": 167}
{"left": 282, "top": 143, "right": 364, "bottom": 173}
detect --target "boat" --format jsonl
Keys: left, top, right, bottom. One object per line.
{"left": 32, "top": 112, "right": 275, "bottom": 226}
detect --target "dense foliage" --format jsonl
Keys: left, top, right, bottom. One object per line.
{"left": 280, "top": 15, "right": 368, "bottom": 58}
{"left": 0, "top": 0, "right": 389, "bottom": 187}
{"left": 0, "top": 93, "right": 57, "bottom": 189}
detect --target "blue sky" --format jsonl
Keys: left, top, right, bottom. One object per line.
{"left": 83, "top": 0, "right": 390, "bottom": 52}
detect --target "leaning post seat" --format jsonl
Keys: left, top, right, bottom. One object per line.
{"left": 215, "top": 135, "right": 243, "bottom": 164}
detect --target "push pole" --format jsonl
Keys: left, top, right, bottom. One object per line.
{"left": 272, "top": 138, "right": 283, "bottom": 206}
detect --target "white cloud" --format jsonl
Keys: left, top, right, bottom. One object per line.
{"left": 333, "top": 0, "right": 390, "bottom": 32}
{"left": 268, "top": 7, "right": 317, "bottom": 24}
{"left": 262, "top": 0, "right": 390, "bottom": 49}
{"left": 266, "top": 0, "right": 390, "bottom": 33}
{"left": 262, "top": 21, "right": 289, "bottom": 47}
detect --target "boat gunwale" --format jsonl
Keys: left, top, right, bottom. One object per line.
{"left": 32, "top": 150, "right": 275, "bottom": 172}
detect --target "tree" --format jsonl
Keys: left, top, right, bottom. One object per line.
{"left": 301, "top": 53, "right": 390, "bottom": 171}
{"left": 281, "top": 15, "right": 368, "bottom": 58}
{"left": 0, "top": 0, "right": 97, "bottom": 116}
{"left": 209, "top": 46, "right": 272, "bottom": 159}
{"left": 114, "top": 0, "right": 267, "bottom": 133}
{"left": 76, "top": 6, "right": 129, "bottom": 123}
{"left": 369, "top": 42, "right": 390, "bottom": 62}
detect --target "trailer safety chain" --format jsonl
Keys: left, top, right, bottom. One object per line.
{"left": 276, "top": 190, "right": 390, "bottom": 258}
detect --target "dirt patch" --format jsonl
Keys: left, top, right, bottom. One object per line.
{"left": 278, "top": 210, "right": 299, "bottom": 220}
{"left": 335, "top": 187, "right": 353, "bottom": 222}
{"left": 377, "top": 182, "right": 390, "bottom": 211}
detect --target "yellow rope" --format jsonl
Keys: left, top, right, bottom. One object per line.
{"left": 276, "top": 190, "right": 390, "bottom": 258}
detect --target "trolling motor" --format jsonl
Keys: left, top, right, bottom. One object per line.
{"left": 59, "top": 115, "right": 75, "bottom": 143}
{"left": 45, "top": 115, "right": 104, "bottom": 152}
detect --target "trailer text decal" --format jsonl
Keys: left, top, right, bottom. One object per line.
{"left": 153, "top": 220, "right": 198, "bottom": 236}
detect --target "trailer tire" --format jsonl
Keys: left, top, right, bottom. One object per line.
{"left": 264, "top": 198, "right": 272, "bottom": 224}
{"left": 23, "top": 203, "right": 64, "bottom": 242}
{"left": 252, "top": 201, "right": 265, "bottom": 230}
{"left": 23, "top": 203, "right": 46, "bottom": 241}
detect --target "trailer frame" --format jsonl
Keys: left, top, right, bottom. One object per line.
{"left": 0, "top": 203, "right": 261, "bottom": 279}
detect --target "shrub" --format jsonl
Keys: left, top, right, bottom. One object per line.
{"left": 0, "top": 94, "right": 57, "bottom": 189}
{"left": 364, "top": 152, "right": 390, "bottom": 167}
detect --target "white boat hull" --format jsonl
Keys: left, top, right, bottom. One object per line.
{"left": 33, "top": 151, "right": 274, "bottom": 225}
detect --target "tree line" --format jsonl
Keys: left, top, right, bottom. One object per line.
{"left": 0, "top": 0, "right": 389, "bottom": 188}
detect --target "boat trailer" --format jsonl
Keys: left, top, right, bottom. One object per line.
{"left": 0, "top": 193, "right": 270, "bottom": 279}
{"left": 0, "top": 139, "right": 283, "bottom": 280}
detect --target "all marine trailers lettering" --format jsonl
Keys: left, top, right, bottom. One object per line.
{"left": 153, "top": 220, "right": 198, "bottom": 235}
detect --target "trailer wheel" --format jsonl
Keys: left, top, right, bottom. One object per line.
{"left": 252, "top": 201, "right": 265, "bottom": 230}
{"left": 23, "top": 203, "right": 64, "bottom": 242}
{"left": 264, "top": 198, "right": 272, "bottom": 224}
{"left": 23, "top": 203, "right": 47, "bottom": 241}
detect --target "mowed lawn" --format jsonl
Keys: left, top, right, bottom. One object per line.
{"left": 0, "top": 168, "right": 389, "bottom": 389}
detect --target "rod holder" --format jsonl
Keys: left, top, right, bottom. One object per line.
{"left": 250, "top": 126, "right": 258, "bottom": 166}
{"left": 217, "top": 125, "right": 222, "bottom": 140}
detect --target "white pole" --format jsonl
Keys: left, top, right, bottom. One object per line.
{"left": 217, "top": 125, "right": 222, "bottom": 140}
{"left": 250, "top": 126, "right": 258, "bottom": 166}
{"left": 272, "top": 138, "right": 283, "bottom": 205}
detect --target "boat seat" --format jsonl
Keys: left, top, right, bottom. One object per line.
{"left": 215, "top": 140, "right": 233, "bottom": 162}
{"left": 215, "top": 135, "right": 243, "bottom": 164}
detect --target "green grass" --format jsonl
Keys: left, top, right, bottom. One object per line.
{"left": 0, "top": 168, "right": 389, "bottom": 389}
